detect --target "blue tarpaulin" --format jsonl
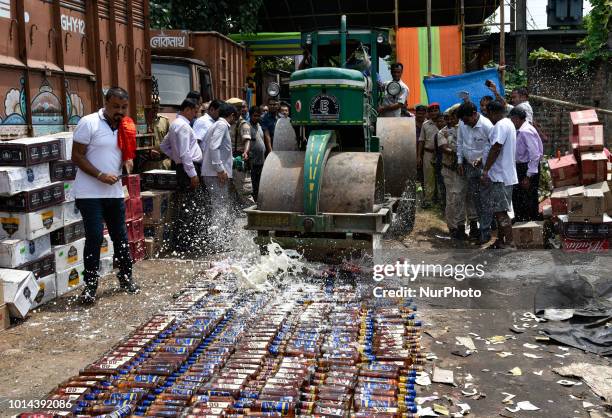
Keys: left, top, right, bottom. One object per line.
{"left": 423, "top": 68, "right": 505, "bottom": 113}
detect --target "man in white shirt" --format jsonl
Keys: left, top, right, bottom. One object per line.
{"left": 160, "top": 98, "right": 204, "bottom": 255}
{"left": 456, "top": 101, "right": 494, "bottom": 243}
{"left": 487, "top": 81, "right": 534, "bottom": 123}
{"left": 481, "top": 100, "right": 518, "bottom": 249}
{"left": 193, "top": 99, "right": 221, "bottom": 145}
{"left": 201, "top": 103, "right": 238, "bottom": 251}
{"left": 72, "top": 87, "right": 139, "bottom": 303}
{"left": 378, "top": 63, "right": 409, "bottom": 117}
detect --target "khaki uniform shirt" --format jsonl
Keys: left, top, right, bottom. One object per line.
{"left": 230, "top": 116, "right": 251, "bottom": 154}
{"left": 437, "top": 125, "right": 458, "bottom": 170}
{"left": 418, "top": 119, "right": 439, "bottom": 152}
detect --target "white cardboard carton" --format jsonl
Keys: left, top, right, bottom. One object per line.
{"left": 64, "top": 181, "right": 76, "bottom": 202}
{"left": 62, "top": 200, "right": 82, "bottom": 224}
{"left": 0, "top": 234, "right": 52, "bottom": 268}
{"left": 0, "top": 205, "right": 63, "bottom": 240}
{"left": 0, "top": 268, "right": 38, "bottom": 318}
{"left": 43, "top": 132, "right": 73, "bottom": 160}
{"left": 53, "top": 237, "right": 86, "bottom": 272}
{"left": 0, "top": 163, "right": 51, "bottom": 196}
{"left": 56, "top": 263, "right": 85, "bottom": 296}
{"left": 99, "top": 256, "right": 114, "bottom": 277}
{"left": 31, "top": 273, "right": 56, "bottom": 309}
{"left": 100, "top": 234, "right": 115, "bottom": 257}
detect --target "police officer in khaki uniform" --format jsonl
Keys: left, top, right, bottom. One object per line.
{"left": 227, "top": 98, "right": 252, "bottom": 204}
{"left": 417, "top": 103, "right": 441, "bottom": 207}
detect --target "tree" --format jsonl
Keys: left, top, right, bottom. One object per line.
{"left": 150, "top": 0, "right": 264, "bottom": 34}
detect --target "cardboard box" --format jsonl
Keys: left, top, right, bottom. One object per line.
{"left": 130, "top": 239, "right": 145, "bottom": 262}
{"left": 569, "top": 109, "right": 599, "bottom": 144}
{"left": 0, "top": 137, "right": 61, "bottom": 166}
{"left": 51, "top": 221, "right": 85, "bottom": 245}
{"left": 31, "top": 273, "right": 57, "bottom": 309}
{"left": 0, "top": 268, "right": 38, "bottom": 318}
{"left": 50, "top": 160, "right": 77, "bottom": 181}
{"left": 561, "top": 237, "right": 609, "bottom": 253}
{"left": 64, "top": 181, "right": 75, "bottom": 202}
{"left": 0, "top": 163, "right": 51, "bottom": 196}
{"left": 56, "top": 264, "right": 85, "bottom": 296}
{"left": 42, "top": 132, "right": 73, "bottom": 160}
{"left": 141, "top": 190, "right": 174, "bottom": 224}
{"left": 558, "top": 214, "right": 612, "bottom": 239}
{"left": 585, "top": 181, "right": 612, "bottom": 213}
{"left": 550, "top": 186, "right": 571, "bottom": 216}
{"left": 145, "top": 238, "right": 160, "bottom": 259}
{"left": 99, "top": 256, "right": 114, "bottom": 277}
{"left": 0, "top": 234, "right": 52, "bottom": 268}
{"left": 581, "top": 151, "right": 608, "bottom": 185}
{"left": 548, "top": 155, "right": 580, "bottom": 188}
{"left": 577, "top": 125, "right": 604, "bottom": 152}
{"left": 512, "top": 221, "right": 544, "bottom": 248}
{"left": 0, "top": 303, "right": 9, "bottom": 330}
{"left": 62, "top": 200, "right": 82, "bottom": 224}
{"left": 127, "top": 218, "right": 145, "bottom": 242}
{"left": 567, "top": 186, "right": 606, "bottom": 223}
{"left": 0, "top": 205, "right": 63, "bottom": 240}
{"left": 53, "top": 237, "right": 86, "bottom": 271}
{"left": 17, "top": 253, "right": 55, "bottom": 279}
{"left": 144, "top": 223, "right": 172, "bottom": 243}
{"left": 0, "top": 182, "right": 64, "bottom": 212}
{"left": 122, "top": 174, "right": 141, "bottom": 198}
{"left": 100, "top": 234, "right": 115, "bottom": 258}
{"left": 126, "top": 197, "right": 143, "bottom": 221}
{"left": 141, "top": 170, "right": 178, "bottom": 190}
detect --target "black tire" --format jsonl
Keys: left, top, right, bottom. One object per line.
{"left": 385, "top": 180, "right": 417, "bottom": 239}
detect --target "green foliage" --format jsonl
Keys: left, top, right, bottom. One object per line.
{"left": 504, "top": 67, "right": 527, "bottom": 93}
{"left": 256, "top": 56, "right": 294, "bottom": 73}
{"left": 150, "top": 0, "right": 264, "bottom": 34}
{"left": 577, "top": 0, "right": 612, "bottom": 64}
{"left": 529, "top": 47, "right": 579, "bottom": 60}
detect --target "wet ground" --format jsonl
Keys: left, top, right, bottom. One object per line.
{"left": 0, "top": 209, "right": 610, "bottom": 417}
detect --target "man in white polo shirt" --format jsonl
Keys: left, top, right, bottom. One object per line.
{"left": 481, "top": 100, "right": 518, "bottom": 249}
{"left": 71, "top": 87, "right": 139, "bottom": 304}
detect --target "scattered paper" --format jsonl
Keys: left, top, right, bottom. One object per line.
{"left": 533, "top": 370, "right": 544, "bottom": 376}
{"left": 487, "top": 335, "right": 507, "bottom": 344}
{"left": 523, "top": 343, "right": 540, "bottom": 349}
{"left": 523, "top": 352, "right": 544, "bottom": 359}
{"left": 502, "top": 392, "right": 516, "bottom": 404}
{"left": 456, "top": 336, "right": 476, "bottom": 350}
{"left": 416, "top": 373, "right": 432, "bottom": 386}
{"left": 509, "top": 367, "right": 522, "bottom": 376}
{"left": 426, "top": 352, "right": 439, "bottom": 361}
{"left": 417, "top": 406, "right": 438, "bottom": 417}
{"left": 517, "top": 401, "right": 540, "bottom": 411}
{"left": 557, "top": 379, "right": 581, "bottom": 386}
{"left": 452, "top": 350, "right": 473, "bottom": 357}
{"left": 415, "top": 395, "right": 439, "bottom": 405}
{"left": 554, "top": 363, "right": 612, "bottom": 401}
{"left": 461, "top": 388, "right": 478, "bottom": 397}
{"left": 582, "top": 401, "right": 595, "bottom": 408}
{"left": 433, "top": 404, "right": 450, "bottom": 416}
{"left": 497, "top": 351, "right": 513, "bottom": 358}
{"left": 433, "top": 366, "right": 455, "bottom": 385}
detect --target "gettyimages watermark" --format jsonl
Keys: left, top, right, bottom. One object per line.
{"left": 361, "top": 249, "right": 612, "bottom": 309}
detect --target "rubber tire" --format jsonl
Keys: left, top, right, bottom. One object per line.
{"left": 385, "top": 180, "right": 417, "bottom": 239}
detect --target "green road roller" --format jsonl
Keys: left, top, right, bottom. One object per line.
{"left": 245, "top": 16, "right": 417, "bottom": 261}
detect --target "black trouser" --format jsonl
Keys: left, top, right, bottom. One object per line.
{"left": 76, "top": 198, "right": 132, "bottom": 293}
{"left": 251, "top": 164, "right": 263, "bottom": 202}
{"left": 172, "top": 162, "right": 207, "bottom": 255}
{"left": 512, "top": 162, "right": 540, "bottom": 222}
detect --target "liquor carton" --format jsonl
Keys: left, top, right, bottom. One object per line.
{"left": 577, "top": 125, "right": 604, "bottom": 152}
{"left": 0, "top": 182, "right": 64, "bottom": 212}
{"left": 0, "top": 304, "right": 9, "bottom": 330}
{"left": 62, "top": 200, "right": 82, "bottom": 225}
{"left": 0, "top": 268, "right": 38, "bottom": 318}
{"left": 581, "top": 151, "right": 608, "bottom": 185}
{"left": 550, "top": 186, "right": 571, "bottom": 216}
{"left": 56, "top": 263, "right": 85, "bottom": 296}
{"left": 512, "top": 221, "right": 544, "bottom": 249}
{"left": 0, "top": 137, "right": 61, "bottom": 166}
{"left": 0, "top": 163, "right": 51, "bottom": 196}
{"left": 548, "top": 155, "right": 580, "bottom": 188}
{"left": 50, "top": 160, "right": 77, "bottom": 181}
{"left": 127, "top": 218, "right": 144, "bottom": 242}
{"left": 569, "top": 109, "right": 598, "bottom": 144}
{"left": 141, "top": 170, "right": 178, "bottom": 190}
{"left": 99, "top": 256, "right": 114, "bottom": 277}
{"left": 144, "top": 223, "right": 172, "bottom": 243}
{"left": 567, "top": 186, "right": 606, "bottom": 223}
{"left": 42, "top": 132, "right": 73, "bottom": 160}
{"left": 561, "top": 237, "right": 609, "bottom": 253}
{"left": 129, "top": 239, "right": 145, "bottom": 262}
{"left": 53, "top": 237, "right": 86, "bottom": 271}
{"left": 17, "top": 253, "right": 55, "bottom": 279}
{"left": 141, "top": 190, "right": 173, "bottom": 224}
{"left": 125, "top": 197, "right": 143, "bottom": 221}
{"left": 0, "top": 235, "right": 52, "bottom": 268}
{"left": 31, "top": 273, "right": 56, "bottom": 309}
{"left": 63, "top": 181, "right": 75, "bottom": 202}
{"left": 0, "top": 205, "right": 63, "bottom": 240}
{"left": 145, "top": 238, "right": 160, "bottom": 259}
{"left": 558, "top": 214, "right": 612, "bottom": 239}
{"left": 100, "top": 234, "right": 114, "bottom": 258}
{"left": 585, "top": 181, "right": 612, "bottom": 213}
{"left": 50, "top": 221, "right": 85, "bottom": 245}
{"left": 122, "top": 174, "right": 141, "bottom": 198}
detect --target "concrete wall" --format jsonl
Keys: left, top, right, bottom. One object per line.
{"left": 527, "top": 58, "right": 611, "bottom": 155}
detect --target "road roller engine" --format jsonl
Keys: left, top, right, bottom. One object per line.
{"left": 245, "top": 16, "right": 417, "bottom": 261}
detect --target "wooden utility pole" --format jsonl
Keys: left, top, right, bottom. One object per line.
{"left": 516, "top": 0, "right": 528, "bottom": 71}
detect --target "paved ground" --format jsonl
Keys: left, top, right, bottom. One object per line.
{"left": 0, "top": 209, "right": 609, "bottom": 417}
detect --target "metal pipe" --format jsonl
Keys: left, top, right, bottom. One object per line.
{"left": 530, "top": 95, "right": 612, "bottom": 115}
{"left": 463, "top": 22, "right": 512, "bottom": 27}
{"left": 426, "top": 0, "right": 432, "bottom": 74}
{"left": 340, "top": 15, "right": 347, "bottom": 68}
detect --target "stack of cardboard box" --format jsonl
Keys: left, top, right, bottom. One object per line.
{"left": 123, "top": 174, "right": 145, "bottom": 263}
{"left": 141, "top": 190, "right": 175, "bottom": 258}
{"left": 547, "top": 110, "right": 611, "bottom": 252}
